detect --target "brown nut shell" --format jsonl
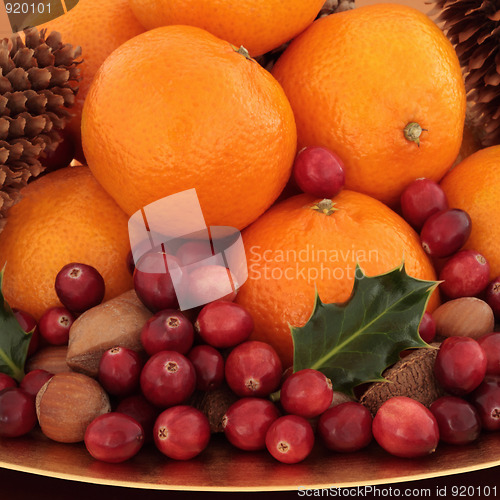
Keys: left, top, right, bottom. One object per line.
{"left": 360, "top": 345, "right": 444, "bottom": 416}
{"left": 35, "top": 372, "right": 110, "bottom": 443}
{"left": 26, "top": 346, "right": 72, "bottom": 374}
{"left": 433, "top": 297, "right": 495, "bottom": 339}
{"left": 67, "top": 289, "right": 152, "bottom": 377}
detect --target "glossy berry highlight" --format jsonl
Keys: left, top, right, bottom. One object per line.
{"left": 222, "top": 397, "right": 280, "bottom": 451}
{"left": 400, "top": 178, "right": 448, "bottom": 230}
{"left": 280, "top": 368, "right": 333, "bottom": 419}
{"left": 194, "top": 301, "right": 254, "bottom": 349}
{"left": 439, "top": 250, "right": 490, "bottom": 299}
{"left": 224, "top": 341, "right": 282, "bottom": 397}
{"left": 140, "top": 310, "right": 194, "bottom": 356}
{"left": 55, "top": 262, "right": 105, "bottom": 313}
{"left": 434, "top": 337, "right": 487, "bottom": 396}
{"left": 292, "top": 146, "right": 345, "bottom": 198}
{"left": 38, "top": 307, "right": 74, "bottom": 345}
{"left": 98, "top": 347, "right": 142, "bottom": 397}
{"left": 84, "top": 413, "right": 144, "bottom": 463}
{"left": 420, "top": 209, "right": 472, "bottom": 258}
{"left": 430, "top": 396, "right": 481, "bottom": 445}
{"left": 140, "top": 351, "right": 196, "bottom": 407}
{"left": 265, "top": 415, "right": 315, "bottom": 464}
{"left": 372, "top": 396, "right": 439, "bottom": 458}
{"left": 187, "top": 345, "right": 224, "bottom": 392}
{"left": 154, "top": 406, "right": 210, "bottom": 460}
{"left": 318, "top": 402, "right": 373, "bottom": 452}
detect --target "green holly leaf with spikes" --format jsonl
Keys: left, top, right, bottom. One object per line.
{"left": 291, "top": 263, "right": 439, "bottom": 396}
{"left": 0, "top": 266, "right": 32, "bottom": 382}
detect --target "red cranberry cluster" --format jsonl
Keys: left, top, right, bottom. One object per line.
{"left": 1, "top": 205, "right": 500, "bottom": 464}
{"left": 400, "top": 178, "right": 498, "bottom": 307}
{"left": 0, "top": 263, "right": 107, "bottom": 442}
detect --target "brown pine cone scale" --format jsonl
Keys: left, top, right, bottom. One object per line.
{"left": 0, "top": 27, "right": 81, "bottom": 232}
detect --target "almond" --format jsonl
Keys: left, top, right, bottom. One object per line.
{"left": 35, "top": 372, "right": 110, "bottom": 443}
{"left": 433, "top": 297, "right": 495, "bottom": 339}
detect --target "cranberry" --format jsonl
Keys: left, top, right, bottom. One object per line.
{"left": 187, "top": 345, "right": 224, "bottom": 391}
{"left": 98, "top": 347, "right": 142, "bottom": 397}
{"left": 140, "top": 351, "right": 196, "bottom": 407}
{"left": 280, "top": 369, "right": 333, "bottom": 418}
{"left": 434, "top": 337, "right": 487, "bottom": 396}
{"left": 194, "top": 301, "right": 253, "bottom": 349}
{"left": 84, "top": 413, "right": 144, "bottom": 463}
{"left": 477, "top": 332, "right": 500, "bottom": 375}
{"left": 318, "top": 402, "right": 373, "bottom": 452}
{"left": 265, "top": 415, "right": 315, "bottom": 464}
{"left": 469, "top": 376, "right": 500, "bottom": 431}
{"left": 400, "top": 178, "right": 448, "bottom": 230}
{"left": 40, "top": 130, "right": 75, "bottom": 172}
{"left": 222, "top": 398, "right": 280, "bottom": 451}
{"left": 140, "top": 310, "right": 194, "bottom": 356}
{"left": 55, "top": 262, "right": 105, "bottom": 313}
{"left": 38, "top": 307, "right": 74, "bottom": 345}
{"left": 292, "top": 146, "right": 345, "bottom": 198}
{"left": 153, "top": 405, "right": 210, "bottom": 460}
{"left": 420, "top": 209, "right": 472, "bottom": 258}
{"left": 0, "top": 388, "right": 37, "bottom": 437}
{"left": 13, "top": 309, "right": 39, "bottom": 357}
{"left": 20, "top": 369, "right": 53, "bottom": 398}
{"left": 116, "top": 394, "right": 158, "bottom": 443}
{"left": 418, "top": 312, "right": 436, "bottom": 343}
{"left": 185, "top": 265, "right": 238, "bottom": 306}
{"left": 133, "top": 250, "right": 183, "bottom": 312}
{"left": 225, "top": 341, "right": 282, "bottom": 397}
{"left": 372, "top": 396, "right": 439, "bottom": 458}
{"left": 439, "top": 250, "right": 490, "bottom": 299}
{"left": 430, "top": 396, "right": 481, "bottom": 445}
{"left": 485, "top": 277, "right": 500, "bottom": 319}
{"left": 176, "top": 239, "right": 213, "bottom": 267}
{"left": 0, "top": 373, "right": 17, "bottom": 391}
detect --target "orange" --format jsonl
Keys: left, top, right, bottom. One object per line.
{"left": 440, "top": 146, "right": 500, "bottom": 280}
{"left": 39, "top": 0, "right": 145, "bottom": 161}
{"left": 236, "top": 191, "right": 439, "bottom": 368}
{"left": 0, "top": 167, "right": 133, "bottom": 320}
{"left": 127, "top": 0, "right": 325, "bottom": 57}
{"left": 271, "top": 4, "right": 466, "bottom": 207}
{"left": 82, "top": 26, "right": 297, "bottom": 231}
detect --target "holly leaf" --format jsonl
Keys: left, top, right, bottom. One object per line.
{"left": 291, "top": 263, "right": 439, "bottom": 396}
{"left": 0, "top": 266, "right": 31, "bottom": 382}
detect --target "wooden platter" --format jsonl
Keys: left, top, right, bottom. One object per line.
{"left": 0, "top": 430, "right": 499, "bottom": 491}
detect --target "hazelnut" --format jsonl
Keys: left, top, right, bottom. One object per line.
{"left": 26, "top": 345, "right": 72, "bottom": 374}
{"left": 36, "top": 372, "right": 110, "bottom": 443}
{"left": 433, "top": 297, "right": 495, "bottom": 339}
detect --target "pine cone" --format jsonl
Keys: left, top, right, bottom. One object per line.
{"left": 429, "top": 0, "right": 500, "bottom": 147}
{"left": 0, "top": 27, "right": 81, "bottom": 231}
{"left": 255, "top": 0, "right": 355, "bottom": 71}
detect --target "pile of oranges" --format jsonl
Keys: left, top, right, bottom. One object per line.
{"left": 0, "top": 0, "right": 498, "bottom": 372}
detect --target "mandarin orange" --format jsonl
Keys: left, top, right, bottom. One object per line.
{"left": 271, "top": 4, "right": 466, "bottom": 207}
{"left": 236, "top": 191, "right": 439, "bottom": 368}
{"left": 82, "top": 26, "right": 297, "bottom": 231}
{"left": 127, "top": 0, "right": 325, "bottom": 56}
{"left": 441, "top": 146, "right": 500, "bottom": 280}
{"left": 39, "top": 0, "right": 145, "bottom": 160}
{"left": 0, "top": 167, "right": 132, "bottom": 319}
